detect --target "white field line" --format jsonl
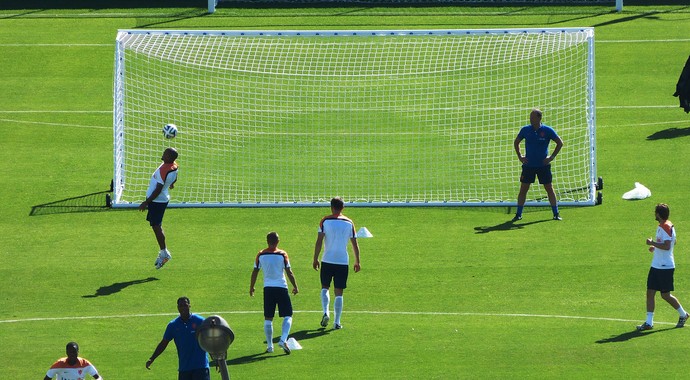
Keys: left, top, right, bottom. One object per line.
{"left": 0, "top": 43, "right": 110, "bottom": 47}
{"left": 0, "top": 310, "right": 676, "bottom": 326}
{"left": 0, "top": 118, "right": 110, "bottom": 130}
{"left": 2, "top": 108, "right": 687, "bottom": 132}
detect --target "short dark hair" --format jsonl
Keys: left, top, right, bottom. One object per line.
{"left": 66, "top": 342, "right": 79, "bottom": 352}
{"left": 165, "top": 147, "right": 179, "bottom": 160}
{"left": 177, "top": 296, "right": 190, "bottom": 306}
{"left": 656, "top": 203, "right": 670, "bottom": 220}
{"left": 267, "top": 231, "right": 279, "bottom": 245}
{"left": 330, "top": 197, "right": 344, "bottom": 211}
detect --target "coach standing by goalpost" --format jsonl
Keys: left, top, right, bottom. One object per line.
{"left": 512, "top": 108, "right": 564, "bottom": 222}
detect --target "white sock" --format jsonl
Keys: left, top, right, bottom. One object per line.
{"left": 281, "top": 316, "right": 293, "bottom": 343}
{"left": 321, "top": 289, "right": 330, "bottom": 315}
{"left": 264, "top": 320, "right": 273, "bottom": 348}
{"left": 646, "top": 312, "right": 654, "bottom": 326}
{"left": 678, "top": 306, "right": 688, "bottom": 317}
{"left": 334, "top": 296, "right": 343, "bottom": 325}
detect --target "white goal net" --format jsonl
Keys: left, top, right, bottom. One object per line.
{"left": 113, "top": 28, "right": 596, "bottom": 208}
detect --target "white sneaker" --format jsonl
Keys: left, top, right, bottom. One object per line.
{"left": 320, "top": 313, "right": 330, "bottom": 328}
{"left": 266, "top": 346, "right": 273, "bottom": 353}
{"left": 278, "top": 340, "right": 291, "bottom": 355}
{"left": 154, "top": 249, "right": 172, "bottom": 269}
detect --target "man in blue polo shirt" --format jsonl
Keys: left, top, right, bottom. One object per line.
{"left": 512, "top": 108, "right": 564, "bottom": 222}
{"left": 146, "top": 296, "right": 210, "bottom": 380}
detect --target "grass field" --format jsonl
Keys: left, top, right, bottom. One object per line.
{"left": 2, "top": 3, "right": 690, "bottom": 379}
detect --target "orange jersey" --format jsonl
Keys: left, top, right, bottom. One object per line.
{"left": 45, "top": 357, "right": 99, "bottom": 380}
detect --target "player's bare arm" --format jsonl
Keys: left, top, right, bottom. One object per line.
{"left": 544, "top": 136, "right": 564, "bottom": 165}
{"left": 139, "top": 183, "right": 164, "bottom": 211}
{"left": 146, "top": 339, "right": 170, "bottom": 369}
{"left": 249, "top": 268, "right": 259, "bottom": 296}
{"left": 646, "top": 238, "right": 671, "bottom": 251}
{"left": 286, "top": 268, "right": 299, "bottom": 295}
{"left": 351, "top": 237, "right": 361, "bottom": 273}
{"left": 513, "top": 136, "right": 526, "bottom": 164}
{"left": 313, "top": 233, "right": 325, "bottom": 270}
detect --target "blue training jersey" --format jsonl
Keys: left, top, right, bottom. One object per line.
{"left": 517, "top": 124, "right": 559, "bottom": 168}
{"left": 163, "top": 314, "right": 209, "bottom": 372}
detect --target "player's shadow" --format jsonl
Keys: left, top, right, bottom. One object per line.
{"left": 222, "top": 352, "right": 273, "bottom": 366}
{"left": 474, "top": 219, "right": 548, "bottom": 234}
{"left": 595, "top": 327, "right": 676, "bottom": 343}
{"left": 30, "top": 190, "right": 112, "bottom": 216}
{"left": 82, "top": 277, "right": 159, "bottom": 298}
{"left": 646, "top": 127, "right": 690, "bottom": 140}
{"left": 268, "top": 328, "right": 332, "bottom": 346}
{"left": 223, "top": 328, "right": 332, "bottom": 364}
{"left": 289, "top": 328, "right": 333, "bottom": 341}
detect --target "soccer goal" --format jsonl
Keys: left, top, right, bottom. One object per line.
{"left": 112, "top": 28, "right": 597, "bottom": 208}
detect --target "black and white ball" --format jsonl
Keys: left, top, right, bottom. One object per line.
{"left": 162, "top": 123, "right": 178, "bottom": 139}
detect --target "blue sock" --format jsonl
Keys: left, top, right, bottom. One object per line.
{"left": 552, "top": 206, "right": 559, "bottom": 216}
{"left": 516, "top": 206, "right": 524, "bottom": 217}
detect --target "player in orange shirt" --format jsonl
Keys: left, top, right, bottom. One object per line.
{"left": 44, "top": 342, "right": 102, "bottom": 380}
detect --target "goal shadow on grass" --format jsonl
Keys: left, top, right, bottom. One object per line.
{"left": 30, "top": 190, "right": 113, "bottom": 216}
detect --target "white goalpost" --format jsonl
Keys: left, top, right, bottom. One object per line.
{"left": 112, "top": 28, "right": 597, "bottom": 208}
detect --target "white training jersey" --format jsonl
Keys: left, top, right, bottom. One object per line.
{"left": 651, "top": 220, "right": 676, "bottom": 269}
{"left": 145, "top": 162, "right": 178, "bottom": 203}
{"left": 318, "top": 214, "right": 356, "bottom": 265}
{"left": 254, "top": 249, "right": 290, "bottom": 288}
{"left": 45, "top": 357, "right": 99, "bottom": 380}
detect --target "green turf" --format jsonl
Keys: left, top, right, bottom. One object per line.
{"left": 2, "top": 4, "right": 690, "bottom": 379}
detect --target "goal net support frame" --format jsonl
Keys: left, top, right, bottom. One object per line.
{"left": 208, "top": 1, "right": 623, "bottom": 13}
{"left": 113, "top": 28, "right": 597, "bottom": 208}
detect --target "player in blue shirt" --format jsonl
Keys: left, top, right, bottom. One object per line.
{"left": 512, "top": 108, "right": 564, "bottom": 222}
{"left": 146, "top": 297, "right": 210, "bottom": 380}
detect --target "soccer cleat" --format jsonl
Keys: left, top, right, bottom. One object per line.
{"left": 278, "top": 341, "right": 291, "bottom": 355}
{"left": 636, "top": 322, "right": 653, "bottom": 331}
{"left": 677, "top": 313, "right": 689, "bottom": 328}
{"left": 553, "top": 214, "right": 562, "bottom": 221}
{"left": 511, "top": 215, "right": 522, "bottom": 222}
{"left": 154, "top": 250, "right": 172, "bottom": 269}
{"left": 320, "top": 313, "right": 330, "bottom": 328}
{"left": 334, "top": 323, "right": 343, "bottom": 330}
{"left": 266, "top": 346, "right": 274, "bottom": 353}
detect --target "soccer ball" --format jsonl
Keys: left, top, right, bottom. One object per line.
{"left": 162, "top": 124, "right": 178, "bottom": 139}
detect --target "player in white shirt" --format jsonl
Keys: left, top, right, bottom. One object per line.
{"left": 250, "top": 232, "right": 299, "bottom": 354}
{"left": 138, "top": 148, "right": 178, "bottom": 269}
{"left": 637, "top": 203, "right": 689, "bottom": 331}
{"left": 313, "top": 197, "right": 361, "bottom": 330}
{"left": 44, "top": 342, "right": 102, "bottom": 380}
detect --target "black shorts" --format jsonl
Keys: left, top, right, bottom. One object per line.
{"left": 520, "top": 165, "right": 553, "bottom": 185}
{"left": 647, "top": 267, "right": 675, "bottom": 293}
{"left": 146, "top": 201, "right": 168, "bottom": 226}
{"left": 178, "top": 368, "right": 210, "bottom": 380}
{"left": 263, "top": 287, "right": 293, "bottom": 318}
{"left": 320, "top": 262, "right": 349, "bottom": 289}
